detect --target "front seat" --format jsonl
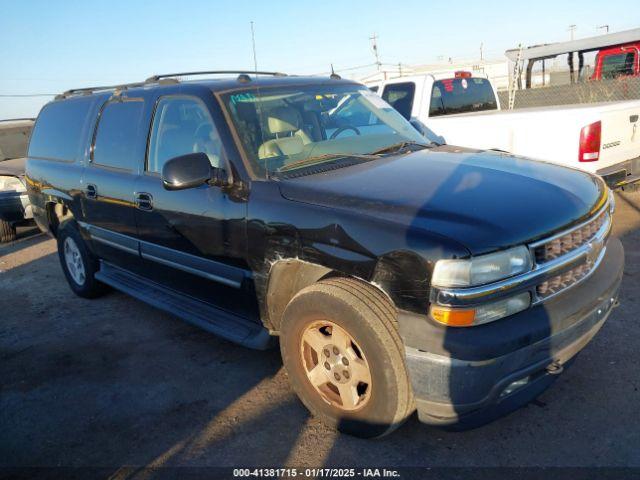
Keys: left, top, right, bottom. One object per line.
{"left": 258, "top": 107, "right": 311, "bottom": 159}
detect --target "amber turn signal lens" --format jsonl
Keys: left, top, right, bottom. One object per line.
{"left": 430, "top": 306, "right": 476, "bottom": 327}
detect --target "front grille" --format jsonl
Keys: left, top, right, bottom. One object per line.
{"left": 533, "top": 204, "right": 610, "bottom": 301}
{"left": 534, "top": 208, "right": 608, "bottom": 264}
{"left": 537, "top": 260, "right": 594, "bottom": 299}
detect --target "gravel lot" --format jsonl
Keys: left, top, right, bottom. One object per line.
{"left": 1, "top": 190, "right": 639, "bottom": 472}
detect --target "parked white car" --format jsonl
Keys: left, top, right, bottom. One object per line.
{"left": 368, "top": 72, "right": 640, "bottom": 187}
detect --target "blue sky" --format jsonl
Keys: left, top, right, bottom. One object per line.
{"left": 1, "top": 0, "right": 638, "bottom": 118}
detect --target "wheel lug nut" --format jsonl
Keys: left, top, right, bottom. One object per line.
{"left": 323, "top": 348, "right": 330, "bottom": 357}
{"left": 332, "top": 347, "right": 340, "bottom": 355}
{"left": 341, "top": 357, "right": 349, "bottom": 366}
{"left": 334, "top": 372, "right": 341, "bottom": 381}
{"left": 343, "top": 371, "right": 350, "bottom": 379}
{"left": 324, "top": 362, "right": 331, "bottom": 370}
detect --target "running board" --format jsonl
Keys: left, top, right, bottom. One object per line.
{"left": 95, "top": 261, "right": 275, "bottom": 350}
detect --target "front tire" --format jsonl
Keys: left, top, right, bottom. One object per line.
{"left": 0, "top": 219, "right": 16, "bottom": 243}
{"left": 57, "top": 222, "right": 107, "bottom": 298}
{"left": 280, "top": 277, "right": 414, "bottom": 438}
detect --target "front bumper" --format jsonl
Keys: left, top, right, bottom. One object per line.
{"left": 0, "top": 191, "right": 31, "bottom": 223}
{"left": 400, "top": 237, "right": 624, "bottom": 429}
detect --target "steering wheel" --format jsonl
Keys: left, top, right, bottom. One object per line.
{"left": 330, "top": 125, "right": 361, "bottom": 139}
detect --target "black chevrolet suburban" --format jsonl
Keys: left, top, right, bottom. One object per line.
{"left": 26, "top": 71, "right": 623, "bottom": 438}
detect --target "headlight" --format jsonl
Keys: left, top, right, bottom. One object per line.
{"left": 430, "top": 292, "right": 531, "bottom": 327}
{"left": 0, "top": 175, "right": 26, "bottom": 193}
{"left": 431, "top": 245, "right": 533, "bottom": 288}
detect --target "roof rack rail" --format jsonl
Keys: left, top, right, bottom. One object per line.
{"left": 144, "top": 70, "right": 288, "bottom": 82}
{"left": 55, "top": 81, "right": 148, "bottom": 100}
{"left": 56, "top": 70, "right": 289, "bottom": 100}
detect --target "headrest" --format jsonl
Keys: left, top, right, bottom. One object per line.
{"left": 267, "top": 107, "right": 300, "bottom": 134}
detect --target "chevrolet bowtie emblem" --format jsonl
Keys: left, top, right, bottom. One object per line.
{"left": 586, "top": 238, "right": 603, "bottom": 266}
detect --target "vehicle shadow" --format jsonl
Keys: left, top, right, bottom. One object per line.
{"left": 0, "top": 248, "right": 310, "bottom": 474}
{"left": 0, "top": 225, "right": 46, "bottom": 258}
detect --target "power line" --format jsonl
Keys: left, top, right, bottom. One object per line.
{"left": 310, "top": 62, "right": 377, "bottom": 76}
{"left": 0, "top": 94, "right": 56, "bottom": 97}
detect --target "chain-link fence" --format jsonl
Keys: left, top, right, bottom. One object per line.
{"left": 497, "top": 76, "right": 640, "bottom": 110}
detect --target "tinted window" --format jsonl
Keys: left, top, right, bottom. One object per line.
{"left": 381, "top": 82, "right": 415, "bottom": 120}
{"left": 369, "top": 86, "right": 379, "bottom": 93}
{"left": 148, "top": 96, "right": 222, "bottom": 173}
{"left": 28, "top": 98, "right": 93, "bottom": 161}
{"left": 92, "top": 100, "right": 144, "bottom": 170}
{"left": 429, "top": 77, "right": 497, "bottom": 117}
{"left": 601, "top": 52, "right": 636, "bottom": 79}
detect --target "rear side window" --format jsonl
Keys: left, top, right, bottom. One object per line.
{"left": 92, "top": 100, "right": 144, "bottom": 170}
{"left": 381, "top": 82, "right": 415, "bottom": 120}
{"left": 601, "top": 52, "right": 636, "bottom": 79}
{"left": 28, "top": 98, "right": 93, "bottom": 161}
{"left": 429, "top": 77, "right": 497, "bottom": 117}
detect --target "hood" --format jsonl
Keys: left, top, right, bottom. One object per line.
{"left": 0, "top": 157, "right": 26, "bottom": 177}
{"left": 278, "top": 148, "right": 605, "bottom": 255}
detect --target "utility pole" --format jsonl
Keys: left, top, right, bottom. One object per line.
{"left": 597, "top": 24, "right": 609, "bottom": 34}
{"left": 568, "top": 24, "right": 577, "bottom": 40}
{"left": 480, "top": 42, "right": 484, "bottom": 61}
{"left": 370, "top": 33, "right": 381, "bottom": 71}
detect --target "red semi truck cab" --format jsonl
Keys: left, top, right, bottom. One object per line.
{"left": 591, "top": 42, "right": 640, "bottom": 80}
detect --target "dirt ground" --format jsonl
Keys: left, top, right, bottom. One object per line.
{"left": 1, "top": 190, "right": 639, "bottom": 473}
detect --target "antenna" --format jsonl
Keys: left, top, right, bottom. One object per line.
{"left": 330, "top": 64, "right": 341, "bottom": 80}
{"left": 250, "top": 21, "right": 259, "bottom": 75}
{"left": 250, "top": 21, "right": 270, "bottom": 178}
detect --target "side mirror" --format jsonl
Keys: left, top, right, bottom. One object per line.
{"left": 161, "top": 152, "right": 228, "bottom": 191}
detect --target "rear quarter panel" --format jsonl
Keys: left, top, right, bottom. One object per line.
{"left": 26, "top": 158, "right": 84, "bottom": 234}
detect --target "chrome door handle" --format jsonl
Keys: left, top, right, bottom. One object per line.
{"left": 86, "top": 184, "right": 97, "bottom": 199}
{"left": 135, "top": 192, "right": 153, "bottom": 211}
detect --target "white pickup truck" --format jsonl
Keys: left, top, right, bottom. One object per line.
{"left": 367, "top": 72, "right": 640, "bottom": 187}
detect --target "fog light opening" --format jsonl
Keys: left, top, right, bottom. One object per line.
{"left": 500, "top": 376, "right": 531, "bottom": 398}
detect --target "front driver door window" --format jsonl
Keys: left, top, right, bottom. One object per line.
{"left": 147, "top": 96, "right": 223, "bottom": 173}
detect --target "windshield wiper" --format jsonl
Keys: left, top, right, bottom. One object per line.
{"left": 369, "top": 141, "right": 433, "bottom": 155}
{"left": 276, "top": 153, "right": 378, "bottom": 173}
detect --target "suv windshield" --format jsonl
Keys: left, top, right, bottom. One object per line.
{"left": 0, "top": 124, "right": 32, "bottom": 161}
{"left": 221, "top": 83, "right": 426, "bottom": 176}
